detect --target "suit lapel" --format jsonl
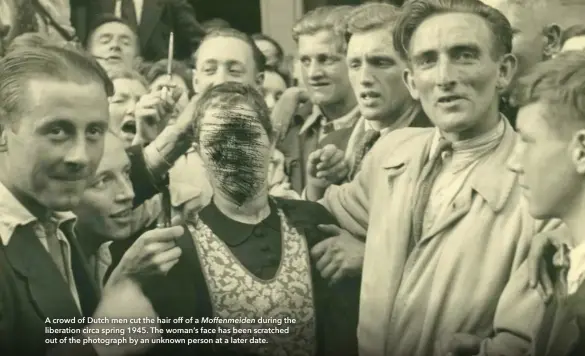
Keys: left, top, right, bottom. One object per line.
{"left": 67, "top": 227, "right": 100, "bottom": 316}
{"left": 4, "top": 225, "right": 82, "bottom": 320}
{"left": 139, "top": 0, "right": 163, "bottom": 50}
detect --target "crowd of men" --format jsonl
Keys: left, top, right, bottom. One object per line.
{"left": 1, "top": 0, "right": 585, "bottom": 356}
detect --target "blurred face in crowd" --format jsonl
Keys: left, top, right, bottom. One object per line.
{"left": 347, "top": 28, "right": 413, "bottom": 123}
{"left": 198, "top": 102, "right": 271, "bottom": 205}
{"left": 262, "top": 70, "right": 287, "bottom": 112}
{"left": 404, "top": 13, "right": 515, "bottom": 140}
{"left": 150, "top": 74, "right": 190, "bottom": 114}
{"left": 1, "top": 79, "right": 109, "bottom": 211}
{"left": 562, "top": 36, "right": 585, "bottom": 52}
{"left": 75, "top": 132, "right": 135, "bottom": 239}
{"left": 508, "top": 101, "right": 581, "bottom": 219}
{"left": 254, "top": 39, "right": 280, "bottom": 69}
{"left": 88, "top": 22, "right": 138, "bottom": 71}
{"left": 482, "top": 0, "right": 560, "bottom": 91}
{"left": 194, "top": 36, "right": 263, "bottom": 93}
{"left": 298, "top": 30, "right": 354, "bottom": 107}
{"left": 109, "top": 77, "right": 148, "bottom": 147}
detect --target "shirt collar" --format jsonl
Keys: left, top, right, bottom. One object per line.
{"left": 429, "top": 114, "right": 506, "bottom": 159}
{"left": 363, "top": 105, "right": 424, "bottom": 136}
{"left": 198, "top": 198, "right": 281, "bottom": 246}
{"left": 298, "top": 105, "right": 360, "bottom": 135}
{"left": 0, "top": 181, "right": 76, "bottom": 246}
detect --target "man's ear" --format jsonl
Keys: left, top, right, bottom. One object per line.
{"left": 255, "top": 71, "right": 265, "bottom": 89}
{"left": 496, "top": 53, "right": 517, "bottom": 93}
{"left": 571, "top": 129, "right": 585, "bottom": 175}
{"left": 402, "top": 67, "right": 420, "bottom": 101}
{"left": 542, "top": 24, "right": 562, "bottom": 59}
{"left": 0, "top": 123, "right": 7, "bottom": 153}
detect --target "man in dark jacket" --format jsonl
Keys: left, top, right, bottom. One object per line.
{"left": 0, "top": 44, "right": 193, "bottom": 356}
{"left": 72, "top": 0, "right": 206, "bottom": 62}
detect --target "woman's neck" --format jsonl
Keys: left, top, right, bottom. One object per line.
{"left": 213, "top": 187, "right": 271, "bottom": 225}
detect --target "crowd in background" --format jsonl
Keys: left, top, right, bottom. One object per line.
{"left": 1, "top": 1, "right": 585, "bottom": 356}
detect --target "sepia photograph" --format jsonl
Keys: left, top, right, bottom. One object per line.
{"left": 0, "top": 0, "right": 585, "bottom": 355}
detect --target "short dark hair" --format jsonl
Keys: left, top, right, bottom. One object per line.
{"left": 393, "top": 0, "right": 513, "bottom": 61}
{"left": 561, "top": 24, "right": 585, "bottom": 47}
{"left": 345, "top": 2, "right": 401, "bottom": 43}
{"left": 146, "top": 59, "right": 195, "bottom": 98}
{"left": 513, "top": 50, "right": 585, "bottom": 137}
{"left": 0, "top": 46, "right": 113, "bottom": 126}
{"left": 84, "top": 14, "right": 138, "bottom": 49}
{"left": 194, "top": 82, "right": 273, "bottom": 142}
{"left": 194, "top": 28, "right": 266, "bottom": 73}
{"left": 292, "top": 5, "right": 354, "bottom": 53}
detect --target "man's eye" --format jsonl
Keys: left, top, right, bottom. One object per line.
{"left": 47, "top": 126, "right": 67, "bottom": 140}
{"left": 87, "top": 126, "right": 106, "bottom": 141}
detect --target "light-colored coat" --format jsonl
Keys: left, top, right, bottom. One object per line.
{"left": 320, "top": 120, "right": 562, "bottom": 356}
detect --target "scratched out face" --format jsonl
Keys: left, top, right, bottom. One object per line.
{"left": 88, "top": 22, "right": 138, "bottom": 71}
{"left": 198, "top": 103, "right": 271, "bottom": 205}
{"left": 2, "top": 79, "right": 109, "bottom": 211}
{"left": 404, "top": 13, "right": 504, "bottom": 138}
{"left": 194, "top": 36, "right": 260, "bottom": 93}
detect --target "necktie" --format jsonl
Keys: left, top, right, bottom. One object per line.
{"left": 410, "top": 137, "right": 452, "bottom": 245}
{"left": 120, "top": 0, "right": 138, "bottom": 29}
{"left": 43, "top": 220, "right": 69, "bottom": 284}
{"left": 350, "top": 130, "right": 381, "bottom": 180}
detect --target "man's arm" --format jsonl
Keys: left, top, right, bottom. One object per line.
{"left": 128, "top": 97, "right": 198, "bottom": 207}
{"left": 317, "top": 144, "right": 377, "bottom": 238}
{"left": 446, "top": 220, "right": 569, "bottom": 356}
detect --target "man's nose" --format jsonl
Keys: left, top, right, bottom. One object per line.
{"left": 63, "top": 137, "right": 90, "bottom": 170}
{"left": 212, "top": 68, "right": 230, "bottom": 85}
{"left": 506, "top": 143, "right": 523, "bottom": 173}
{"left": 358, "top": 64, "right": 374, "bottom": 86}
{"left": 435, "top": 58, "right": 457, "bottom": 89}
{"left": 307, "top": 61, "right": 324, "bottom": 80}
{"left": 116, "top": 176, "right": 136, "bottom": 202}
